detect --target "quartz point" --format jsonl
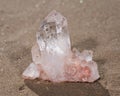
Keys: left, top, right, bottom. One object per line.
{"left": 22, "top": 10, "right": 100, "bottom": 82}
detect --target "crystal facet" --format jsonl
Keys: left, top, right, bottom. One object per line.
{"left": 22, "top": 10, "right": 100, "bottom": 82}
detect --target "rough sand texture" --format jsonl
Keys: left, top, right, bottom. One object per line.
{"left": 0, "top": 0, "right": 120, "bottom": 96}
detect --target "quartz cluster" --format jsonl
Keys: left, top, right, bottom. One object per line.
{"left": 22, "top": 11, "right": 100, "bottom": 82}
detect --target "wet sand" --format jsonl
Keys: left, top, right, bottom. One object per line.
{"left": 0, "top": 0, "right": 120, "bottom": 96}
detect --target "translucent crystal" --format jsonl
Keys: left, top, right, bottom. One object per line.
{"left": 22, "top": 63, "right": 39, "bottom": 79}
{"left": 37, "top": 10, "right": 70, "bottom": 55}
{"left": 22, "top": 11, "right": 100, "bottom": 82}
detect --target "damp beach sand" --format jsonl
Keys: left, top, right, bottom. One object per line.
{"left": 0, "top": 0, "right": 120, "bottom": 96}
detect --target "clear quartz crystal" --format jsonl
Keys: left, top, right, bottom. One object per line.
{"left": 37, "top": 10, "right": 70, "bottom": 56}
{"left": 22, "top": 10, "right": 100, "bottom": 82}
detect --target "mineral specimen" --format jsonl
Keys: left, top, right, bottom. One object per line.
{"left": 22, "top": 10, "right": 100, "bottom": 82}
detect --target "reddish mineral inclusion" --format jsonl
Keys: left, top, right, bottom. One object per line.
{"left": 22, "top": 10, "right": 100, "bottom": 83}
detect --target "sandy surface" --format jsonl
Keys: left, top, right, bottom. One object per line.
{"left": 0, "top": 0, "right": 120, "bottom": 96}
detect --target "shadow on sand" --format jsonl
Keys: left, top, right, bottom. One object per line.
{"left": 24, "top": 79, "right": 110, "bottom": 96}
